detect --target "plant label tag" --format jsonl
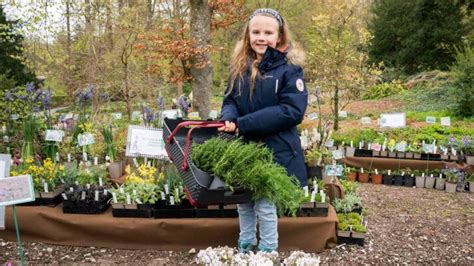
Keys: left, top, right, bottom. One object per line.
{"left": 78, "top": 133, "right": 95, "bottom": 146}
{"left": 361, "top": 168, "right": 364, "bottom": 174}
{"left": 86, "top": 184, "right": 90, "bottom": 189}
{"left": 339, "top": 111, "right": 348, "bottom": 118}
{"left": 99, "top": 178, "right": 103, "bottom": 187}
{"left": 350, "top": 141, "right": 353, "bottom": 148}
{"left": 104, "top": 189, "right": 108, "bottom": 196}
{"left": 325, "top": 139, "right": 334, "bottom": 148}
{"left": 300, "top": 136, "right": 309, "bottom": 150}
{"left": 361, "top": 117, "right": 371, "bottom": 125}
{"left": 422, "top": 143, "right": 435, "bottom": 153}
{"left": 375, "top": 169, "right": 378, "bottom": 175}
{"left": 359, "top": 141, "right": 363, "bottom": 149}
{"left": 312, "top": 129, "right": 320, "bottom": 142}
{"left": 422, "top": 172, "right": 425, "bottom": 178}
{"left": 179, "top": 186, "right": 184, "bottom": 194}
{"left": 62, "top": 193, "right": 68, "bottom": 200}
{"left": 133, "top": 189, "right": 137, "bottom": 196}
{"left": 94, "top": 157, "right": 98, "bottom": 165}
{"left": 209, "top": 110, "right": 219, "bottom": 119}
{"left": 94, "top": 191, "right": 99, "bottom": 201}
{"left": 43, "top": 182, "right": 49, "bottom": 193}
{"left": 332, "top": 149, "right": 345, "bottom": 160}
{"left": 119, "top": 187, "right": 124, "bottom": 194}
{"left": 45, "top": 130, "right": 65, "bottom": 142}
{"left": 368, "top": 143, "right": 372, "bottom": 150}
{"left": 380, "top": 113, "right": 406, "bottom": 128}
{"left": 55, "top": 153, "right": 60, "bottom": 162}
{"left": 303, "top": 186, "right": 309, "bottom": 197}
{"left": 126, "top": 194, "right": 131, "bottom": 204}
{"left": 70, "top": 187, "right": 74, "bottom": 193}
{"left": 440, "top": 117, "right": 451, "bottom": 126}
{"left": 430, "top": 174, "right": 433, "bottom": 178}
{"left": 320, "top": 191, "right": 326, "bottom": 203}
{"left": 67, "top": 153, "right": 71, "bottom": 162}
{"left": 308, "top": 112, "right": 318, "bottom": 120}
{"left": 425, "top": 116, "right": 436, "bottom": 124}
{"left": 395, "top": 141, "right": 407, "bottom": 152}
{"left": 372, "top": 143, "right": 382, "bottom": 151}
{"left": 188, "top": 112, "right": 200, "bottom": 119}
{"left": 452, "top": 148, "right": 457, "bottom": 156}
{"left": 164, "top": 184, "right": 169, "bottom": 194}
{"left": 388, "top": 170, "right": 391, "bottom": 175}
{"left": 81, "top": 191, "right": 86, "bottom": 201}
{"left": 160, "top": 191, "right": 165, "bottom": 200}
{"left": 324, "top": 164, "right": 343, "bottom": 177}
{"left": 310, "top": 191, "right": 316, "bottom": 203}
{"left": 112, "top": 112, "right": 122, "bottom": 120}
{"left": 170, "top": 196, "right": 175, "bottom": 205}
{"left": 135, "top": 198, "right": 142, "bottom": 204}
{"left": 112, "top": 192, "right": 117, "bottom": 203}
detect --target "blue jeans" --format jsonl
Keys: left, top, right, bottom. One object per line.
{"left": 237, "top": 198, "right": 278, "bottom": 251}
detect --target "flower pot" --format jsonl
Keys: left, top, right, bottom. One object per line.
{"left": 449, "top": 155, "right": 458, "bottom": 162}
{"left": 435, "top": 178, "right": 445, "bottom": 190}
{"left": 108, "top": 161, "right": 123, "bottom": 179}
{"left": 413, "top": 153, "right": 421, "bottom": 159}
{"left": 358, "top": 172, "right": 369, "bottom": 183}
{"left": 371, "top": 174, "right": 383, "bottom": 184}
{"left": 372, "top": 150, "right": 381, "bottom": 157}
{"left": 382, "top": 174, "right": 393, "bottom": 185}
{"left": 396, "top": 152, "right": 405, "bottom": 158}
{"left": 403, "top": 175, "right": 415, "bottom": 187}
{"left": 445, "top": 182, "right": 457, "bottom": 193}
{"left": 469, "top": 181, "right": 474, "bottom": 193}
{"left": 388, "top": 152, "right": 397, "bottom": 158}
{"left": 346, "top": 172, "right": 357, "bottom": 182}
{"left": 424, "top": 176, "right": 436, "bottom": 189}
{"left": 466, "top": 156, "right": 474, "bottom": 165}
{"left": 441, "top": 154, "right": 449, "bottom": 161}
{"left": 345, "top": 147, "right": 356, "bottom": 157}
{"left": 393, "top": 175, "right": 404, "bottom": 186}
{"left": 405, "top": 152, "right": 413, "bottom": 159}
{"left": 415, "top": 176, "right": 425, "bottom": 188}
{"left": 380, "top": 151, "right": 388, "bottom": 157}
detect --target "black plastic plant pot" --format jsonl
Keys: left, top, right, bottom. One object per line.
{"left": 351, "top": 205, "right": 363, "bottom": 214}
{"left": 393, "top": 175, "right": 404, "bottom": 186}
{"left": 306, "top": 165, "right": 323, "bottom": 180}
{"left": 290, "top": 202, "right": 329, "bottom": 217}
{"left": 163, "top": 118, "right": 253, "bottom": 206}
{"left": 62, "top": 196, "right": 111, "bottom": 215}
{"left": 382, "top": 174, "right": 393, "bottom": 185}
{"left": 354, "top": 149, "right": 373, "bottom": 157}
{"left": 153, "top": 207, "right": 196, "bottom": 219}
{"left": 337, "top": 230, "right": 365, "bottom": 246}
{"left": 403, "top": 176, "right": 415, "bottom": 187}
{"left": 112, "top": 204, "right": 154, "bottom": 218}
{"left": 420, "top": 153, "right": 441, "bottom": 161}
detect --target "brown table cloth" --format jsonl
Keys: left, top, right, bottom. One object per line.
{"left": 0, "top": 205, "right": 337, "bottom": 252}
{"left": 344, "top": 157, "right": 472, "bottom": 173}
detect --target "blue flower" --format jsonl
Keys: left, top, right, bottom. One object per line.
{"left": 178, "top": 96, "right": 189, "bottom": 113}
{"left": 157, "top": 96, "right": 165, "bottom": 110}
{"left": 5, "top": 90, "right": 14, "bottom": 101}
{"left": 25, "top": 82, "right": 35, "bottom": 94}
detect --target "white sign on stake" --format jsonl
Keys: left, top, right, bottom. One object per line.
{"left": 161, "top": 110, "right": 179, "bottom": 119}
{"left": 379, "top": 113, "right": 406, "bottom": 128}
{"left": 425, "top": 116, "right": 436, "bottom": 124}
{"left": 131, "top": 111, "right": 141, "bottom": 121}
{"left": 188, "top": 112, "right": 200, "bottom": 119}
{"left": 440, "top": 117, "right": 451, "bottom": 127}
{"left": 332, "top": 149, "right": 345, "bottom": 160}
{"left": 339, "top": 111, "right": 348, "bottom": 118}
{"left": 324, "top": 165, "right": 344, "bottom": 177}
{"left": 126, "top": 125, "right": 167, "bottom": 159}
{"left": 308, "top": 112, "right": 318, "bottom": 121}
{"left": 77, "top": 133, "right": 95, "bottom": 146}
{"left": 112, "top": 112, "right": 123, "bottom": 120}
{"left": 45, "top": 130, "right": 65, "bottom": 142}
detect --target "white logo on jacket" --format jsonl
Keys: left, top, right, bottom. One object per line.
{"left": 296, "top": 79, "right": 304, "bottom": 92}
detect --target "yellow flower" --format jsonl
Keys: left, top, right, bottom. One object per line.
{"left": 25, "top": 158, "right": 33, "bottom": 164}
{"left": 59, "top": 165, "right": 65, "bottom": 171}
{"left": 125, "top": 165, "right": 131, "bottom": 175}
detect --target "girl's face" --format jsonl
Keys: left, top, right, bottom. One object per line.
{"left": 248, "top": 15, "right": 280, "bottom": 60}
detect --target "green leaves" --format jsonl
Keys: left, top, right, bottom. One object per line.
{"left": 192, "top": 137, "right": 304, "bottom": 215}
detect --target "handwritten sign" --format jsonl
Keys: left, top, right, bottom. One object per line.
{"left": 425, "top": 116, "right": 436, "bottom": 124}
{"left": 45, "top": 130, "right": 65, "bottom": 142}
{"left": 0, "top": 175, "right": 35, "bottom": 206}
{"left": 126, "top": 126, "right": 166, "bottom": 158}
{"left": 78, "top": 133, "right": 95, "bottom": 146}
{"left": 440, "top": 117, "right": 451, "bottom": 127}
{"left": 380, "top": 113, "right": 406, "bottom": 128}
{"left": 325, "top": 165, "right": 344, "bottom": 177}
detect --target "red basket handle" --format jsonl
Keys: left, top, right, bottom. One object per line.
{"left": 166, "top": 121, "right": 226, "bottom": 171}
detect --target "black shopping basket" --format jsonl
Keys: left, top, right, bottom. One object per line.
{"left": 163, "top": 118, "right": 252, "bottom": 207}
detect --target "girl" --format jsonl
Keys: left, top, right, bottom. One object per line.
{"left": 219, "top": 8, "right": 308, "bottom": 253}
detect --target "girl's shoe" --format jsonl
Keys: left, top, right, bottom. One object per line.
{"left": 238, "top": 241, "right": 257, "bottom": 253}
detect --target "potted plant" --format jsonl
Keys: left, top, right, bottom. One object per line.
{"left": 333, "top": 192, "right": 362, "bottom": 214}
{"left": 444, "top": 171, "right": 457, "bottom": 193}
{"left": 434, "top": 171, "right": 445, "bottom": 190}
{"left": 425, "top": 169, "right": 437, "bottom": 189}
{"left": 458, "top": 136, "right": 474, "bottom": 165}
{"left": 387, "top": 139, "right": 397, "bottom": 158}
{"left": 304, "top": 147, "right": 324, "bottom": 179}
{"left": 344, "top": 167, "right": 357, "bottom": 182}
{"left": 382, "top": 169, "right": 393, "bottom": 185}
{"left": 413, "top": 169, "right": 425, "bottom": 188}
{"left": 468, "top": 174, "right": 474, "bottom": 193}
{"left": 371, "top": 169, "right": 383, "bottom": 184}
{"left": 402, "top": 168, "right": 415, "bottom": 187}
{"left": 102, "top": 125, "right": 122, "bottom": 179}
{"left": 337, "top": 212, "right": 367, "bottom": 246}
{"left": 411, "top": 142, "right": 422, "bottom": 160}
{"left": 393, "top": 169, "right": 404, "bottom": 186}
{"left": 357, "top": 168, "right": 369, "bottom": 183}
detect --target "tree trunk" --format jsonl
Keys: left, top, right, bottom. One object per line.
{"left": 124, "top": 63, "right": 132, "bottom": 121}
{"left": 65, "top": 0, "right": 73, "bottom": 101}
{"left": 189, "top": 0, "right": 212, "bottom": 119}
{"left": 84, "top": 0, "right": 98, "bottom": 112}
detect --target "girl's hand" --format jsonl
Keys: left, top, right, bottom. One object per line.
{"left": 218, "top": 121, "right": 237, "bottom": 132}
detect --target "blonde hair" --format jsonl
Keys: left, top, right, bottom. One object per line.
{"left": 228, "top": 13, "right": 294, "bottom": 97}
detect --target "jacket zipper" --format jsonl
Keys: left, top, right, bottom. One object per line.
{"left": 275, "top": 79, "right": 279, "bottom": 94}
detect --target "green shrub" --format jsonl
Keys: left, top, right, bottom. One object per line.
{"left": 450, "top": 45, "right": 474, "bottom": 117}
{"left": 362, "top": 80, "right": 406, "bottom": 100}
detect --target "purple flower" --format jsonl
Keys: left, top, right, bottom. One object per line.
{"left": 5, "top": 90, "right": 14, "bottom": 101}
{"left": 25, "top": 82, "right": 35, "bottom": 93}
{"left": 142, "top": 106, "right": 154, "bottom": 125}
{"left": 178, "top": 96, "right": 189, "bottom": 113}
{"left": 448, "top": 136, "right": 456, "bottom": 147}
{"left": 462, "top": 136, "right": 471, "bottom": 147}
{"left": 157, "top": 96, "right": 165, "bottom": 110}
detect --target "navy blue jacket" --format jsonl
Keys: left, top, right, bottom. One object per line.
{"left": 220, "top": 46, "right": 308, "bottom": 186}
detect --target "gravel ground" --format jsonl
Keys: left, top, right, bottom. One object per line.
{"left": 1, "top": 183, "right": 473, "bottom": 265}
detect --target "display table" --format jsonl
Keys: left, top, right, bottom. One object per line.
{"left": 0, "top": 205, "right": 338, "bottom": 252}
{"left": 344, "top": 157, "right": 472, "bottom": 173}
